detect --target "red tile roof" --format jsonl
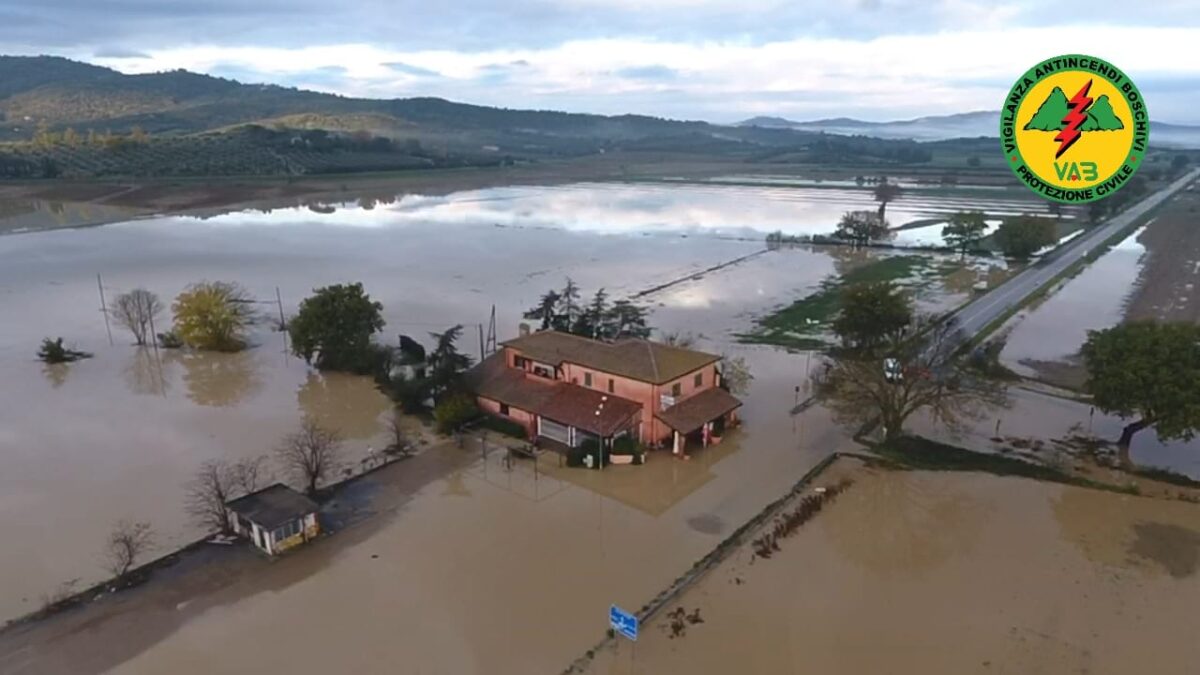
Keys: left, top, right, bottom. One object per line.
{"left": 656, "top": 387, "right": 742, "bottom": 434}
{"left": 467, "top": 352, "right": 642, "bottom": 437}
{"left": 501, "top": 331, "right": 720, "bottom": 385}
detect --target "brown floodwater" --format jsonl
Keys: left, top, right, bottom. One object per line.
{"left": 5, "top": 181, "right": 960, "bottom": 624}
{"left": 585, "top": 466, "right": 1200, "bottom": 674}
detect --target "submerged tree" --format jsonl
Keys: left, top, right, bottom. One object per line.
{"left": 111, "top": 289, "right": 164, "bottom": 346}
{"left": 834, "top": 211, "right": 890, "bottom": 247}
{"left": 815, "top": 315, "right": 1007, "bottom": 441}
{"left": 289, "top": 282, "right": 386, "bottom": 373}
{"left": 276, "top": 420, "right": 344, "bottom": 496}
{"left": 719, "top": 354, "right": 754, "bottom": 395}
{"left": 941, "top": 211, "right": 988, "bottom": 255}
{"left": 37, "top": 337, "right": 92, "bottom": 364}
{"left": 172, "top": 281, "right": 255, "bottom": 351}
{"left": 184, "top": 456, "right": 269, "bottom": 533}
{"left": 831, "top": 282, "right": 913, "bottom": 353}
{"left": 873, "top": 178, "right": 901, "bottom": 219}
{"left": 104, "top": 520, "right": 155, "bottom": 579}
{"left": 994, "top": 216, "right": 1056, "bottom": 259}
{"left": 1081, "top": 321, "right": 1200, "bottom": 466}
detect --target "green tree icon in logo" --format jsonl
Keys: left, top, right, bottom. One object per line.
{"left": 1023, "top": 86, "right": 1124, "bottom": 132}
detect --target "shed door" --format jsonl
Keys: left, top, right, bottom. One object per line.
{"left": 539, "top": 417, "right": 570, "bottom": 444}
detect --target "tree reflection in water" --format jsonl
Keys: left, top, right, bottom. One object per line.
{"left": 168, "top": 349, "right": 262, "bottom": 407}
{"left": 296, "top": 371, "right": 389, "bottom": 441}
{"left": 123, "top": 347, "right": 171, "bottom": 397}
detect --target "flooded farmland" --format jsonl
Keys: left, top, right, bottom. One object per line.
{"left": 0, "top": 178, "right": 1111, "bottom": 675}
{"left": 585, "top": 464, "right": 1200, "bottom": 675}
{"left": 999, "top": 224, "right": 1149, "bottom": 385}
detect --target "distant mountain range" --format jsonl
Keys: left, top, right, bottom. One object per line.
{"left": 738, "top": 111, "right": 1200, "bottom": 148}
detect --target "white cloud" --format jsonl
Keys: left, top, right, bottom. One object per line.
{"left": 88, "top": 26, "right": 1200, "bottom": 122}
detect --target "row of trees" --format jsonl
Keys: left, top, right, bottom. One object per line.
{"left": 524, "top": 278, "right": 651, "bottom": 340}
{"left": 32, "top": 122, "right": 150, "bottom": 150}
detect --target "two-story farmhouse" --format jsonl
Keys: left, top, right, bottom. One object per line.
{"left": 466, "top": 330, "right": 742, "bottom": 456}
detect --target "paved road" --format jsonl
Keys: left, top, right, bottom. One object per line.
{"left": 950, "top": 168, "right": 1200, "bottom": 343}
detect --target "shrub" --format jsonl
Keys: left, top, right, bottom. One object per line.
{"left": 433, "top": 393, "right": 480, "bottom": 434}
{"left": 479, "top": 414, "right": 527, "bottom": 439}
{"left": 610, "top": 435, "right": 643, "bottom": 457}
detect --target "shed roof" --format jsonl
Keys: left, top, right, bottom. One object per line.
{"left": 656, "top": 387, "right": 743, "bottom": 434}
{"left": 226, "top": 483, "right": 319, "bottom": 530}
{"left": 501, "top": 331, "right": 720, "bottom": 385}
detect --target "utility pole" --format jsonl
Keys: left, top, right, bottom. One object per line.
{"left": 275, "top": 286, "right": 287, "bottom": 330}
{"left": 97, "top": 274, "right": 113, "bottom": 346}
{"left": 478, "top": 323, "right": 485, "bottom": 363}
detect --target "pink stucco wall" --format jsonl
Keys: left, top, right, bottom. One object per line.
{"left": 478, "top": 396, "right": 537, "bottom": 439}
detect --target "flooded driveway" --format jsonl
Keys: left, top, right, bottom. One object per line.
{"left": 585, "top": 465, "right": 1200, "bottom": 674}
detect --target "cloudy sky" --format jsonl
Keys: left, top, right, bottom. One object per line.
{"left": 2, "top": 0, "right": 1199, "bottom": 123}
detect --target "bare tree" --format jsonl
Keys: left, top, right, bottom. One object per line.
{"left": 385, "top": 413, "right": 413, "bottom": 458}
{"left": 185, "top": 459, "right": 236, "bottom": 533}
{"left": 660, "top": 331, "right": 698, "bottom": 349}
{"left": 276, "top": 420, "right": 343, "bottom": 495}
{"left": 104, "top": 520, "right": 155, "bottom": 579}
{"left": 814, "top": 315, "right": 1007, "bottom": 441}
{"left": 230, "top": 455, "right": 270, "bottom": 495}
{"left": 111, "top": 289, "right": 164, "bottom": 346}
{"left": 719, "top": 354, "right": 754, "bottom": 396}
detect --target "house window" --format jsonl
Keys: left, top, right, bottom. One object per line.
{"left": 608, "top": 379, "right": 615, "bottom": 393}
{"left": 584, "top": 372, "right": 592, "bottom": 388}
{"left": 499, "top": 403, "right": 510, "bottom": 416}
{"left": 694, "top": 372, "right": 703, "bottom": 388}
{"left": 273, "top": 519, "right": 302, "bottom": 542}
{"left": 672, "top": 382, "right": 682, "bottom": 397}
{"left": 514, "top": 355, "right": 528, "bottom": 369}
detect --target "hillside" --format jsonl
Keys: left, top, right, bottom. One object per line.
{"left": 740, "top": 110, "right": 1200, "bottom": 147}
{"left": 0, "top": 55, "right": 956, "bottom": 178}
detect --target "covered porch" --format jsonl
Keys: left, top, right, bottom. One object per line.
{"left": 656, "top": 388, "right": 742, "bottom": 457}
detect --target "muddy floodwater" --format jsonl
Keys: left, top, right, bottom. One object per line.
{"left": 586, "top": 465, "right": 1200, "bottom": 675}
{"left": 999, "top": 224, "right": 1148, "bottom": 382}
{"left": 0, "top": 180, "right": 1000, "bottom": 625}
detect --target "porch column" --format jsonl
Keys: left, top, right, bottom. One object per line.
{"left": 673, "top": 430, "right": 682, "bottom": 456}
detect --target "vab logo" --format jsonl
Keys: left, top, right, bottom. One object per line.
{"left": 1001, "top": 54, "right": 1148, "bottom": 203}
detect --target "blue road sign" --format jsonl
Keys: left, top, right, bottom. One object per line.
{"left": 609, "top": 604, "right": 638, "bottom": 641}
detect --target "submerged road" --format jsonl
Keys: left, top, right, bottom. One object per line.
{"left": 950, "top": 168, "right": 1200, "bottom": 343}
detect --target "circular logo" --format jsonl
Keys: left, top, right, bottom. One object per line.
{"left": 1001, "top": 54, "right": 1148, "bottom": 203}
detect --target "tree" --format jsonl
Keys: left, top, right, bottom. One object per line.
{"left": 276, "top": 420, "right": 343, "bottom": 496}
{"left": 575, "top": 288, "right": 610, "bottom": 337}
{"left": 831, "top": 282, "right": 913, "bottom": 352}
{"left": 661, "top": 331, "right": 697, "bottom": 349}
{"left": 186, "top": 460, "right": 236, "bottom": 533}
{"left": 427, "top": 325, "right": 473, "bottom": 400}
{"left": 815, "top": 315, "right": 1006, "bottom": 441}
{"left": 104, "top": 521, "right": 154, "bottom": 579}
{"left": 719, "top": 355, "right": 753, "bottom": 395}
{"left": 37, "top": 337, "right": 92, "bottom": 364}
{"left": 525, "top": 290, "right": 561, "bottom": 330}
{"left": 1081, "top": 321, "right": 1200, "bottom": 466}
{"left": 230, "top": 455, "right": 270, "bottom": 495}
{"left": 834, "top": 211, "right": 890, "bottom": 247}
{"left": 873, "top": 178, "right": 901, "bottom": 219}
{"left": 559, "top": 278, "right": 581, "bottom": 330}
{"left": 172, "top": 281, "right": 255, "bottom": 351}
{"left": 1171, "top": 153, "right": 1189, "bottom": 174}
{"left": 289, "top": 283, "right": 385, "bottom": 373}
{"left": 606, "top": 300, "right": 651, "bottom": 339}
{"left": 112, "top": 289, "right": 164, "bottom": 346}
{"left": 994, "top": 216, "right": 1057, "bottom": 258}
{"left": 385, "top": 413, "right": 414, "bottom": 458}
{"left": 433, "top": 392, "right": 480, "bottom": 434}
{"left": 941, "top": 211, "right": 988, "bottom": 255}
